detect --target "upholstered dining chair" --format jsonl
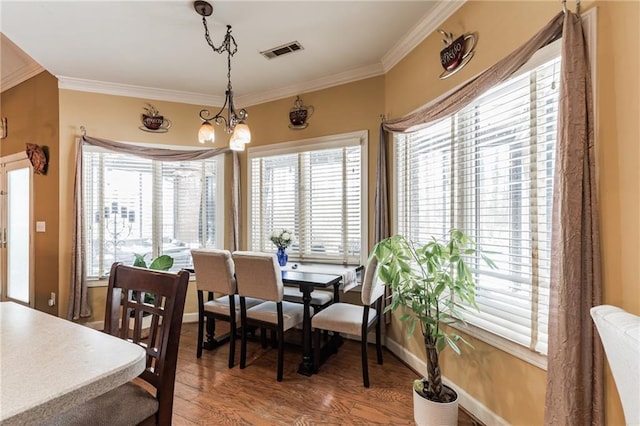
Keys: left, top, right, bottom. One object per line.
{"left": 191, "top": 248, "right": 263, "bottom": 367}
{"left": 47, "top": 263, "right": 189, "bottom": 426}
{"left": 590, "top": 305, "right": 640, "bottom": 425}
{"left": 232, "top": 251, "right": 305, "bottom": 381}
{"left": 311, "top": 255, "right": 384, "bottom": 387}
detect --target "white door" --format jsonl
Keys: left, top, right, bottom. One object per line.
{"left": 0, "top": 153, "right": 34, "bottom": 306}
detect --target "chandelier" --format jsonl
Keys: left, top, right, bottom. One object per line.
{"left": 194, "top": 0, "right": 250, "bottom": 151}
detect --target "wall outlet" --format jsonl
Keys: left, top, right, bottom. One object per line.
{"left": 36, "top": 221, "right": 46, "bottom": 232}
{"left": 48, "top": 292, "right": 56, "bottom": 307}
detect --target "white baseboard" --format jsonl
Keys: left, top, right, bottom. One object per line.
{"left": 384, "top": 336, "right": 509, "bottom": 426}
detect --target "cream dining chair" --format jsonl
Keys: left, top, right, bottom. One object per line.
{"left": 191, "top": 248, "right": 263, "bottom": 368}
{"left": 311, "top": 255, "right": 384, "bottom": 387}
{"left": 590, "top": 305, "right": 640, "bottom": 425}
{"left": 232, "top": 251, "right": 305, "bottom": 381}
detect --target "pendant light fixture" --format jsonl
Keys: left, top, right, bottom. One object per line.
{"left": 194, "top": 1, "right": 250, "bottom": 150}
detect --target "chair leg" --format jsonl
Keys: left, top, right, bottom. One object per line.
{"left": 240, "top": 326, "right": 247, "bottom": 369}
{"left": 277, "top": 327, "right": 284, "bottom": 382}
{"left": 228, "top": 319, "right": 237, "bottom": 369}
{"left": 362, "top": 331, "right": 369, "bottom": 388}
{"left": 375, "top": 319, "right": 383, "bottom": 365}
{"left": 196, "top": 313, "right": 204, "bottom": 358}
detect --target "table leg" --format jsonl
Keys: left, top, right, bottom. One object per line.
{"left": 297, "top": 285, "right": 314, "bottom": 376}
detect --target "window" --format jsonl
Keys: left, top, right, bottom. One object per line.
{"left": 83, "top": 146, "right": 223, "bottom": 277}
{"left": 248, "top": 131, "right": 367, "bottom": 265}
{"left": 395, "top": 44, "right": 561, "bottom": 358}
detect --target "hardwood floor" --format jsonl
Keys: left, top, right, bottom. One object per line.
{"left": 172, "top": 322, "right": 480, "bottom": 425}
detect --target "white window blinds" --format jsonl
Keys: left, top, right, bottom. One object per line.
{"left": 249, "top": 132, "right": 367, "bottom": 265}
{"left": 395, "top": 51, "right": 560, "bottom": 355}
{"left": 83, "top": 147, "right": 222, "bottom": 277}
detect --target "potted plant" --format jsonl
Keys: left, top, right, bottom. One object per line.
{"left": 373, "top": 229, "right": 495, "bottom": 426}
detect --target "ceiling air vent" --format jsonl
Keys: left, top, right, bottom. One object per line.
{"left": 260, "top": 41, "right": 304, "bottom": 59}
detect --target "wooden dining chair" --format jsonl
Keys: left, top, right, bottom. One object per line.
{"left": 312, "top": 255, "right": 384, "bottom": 387}
{"left": 47, "top": 263, "right": 189, "bottom": 426}
{"left": 191, "top": 248, "right": 263, "bottom": 367}
{"left": 232, "top": 251, "right": 305, "bottom": 381}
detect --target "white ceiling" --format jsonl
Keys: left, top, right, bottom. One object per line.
{"left": 1, "top": 1, "right": 464, "bottom": 107}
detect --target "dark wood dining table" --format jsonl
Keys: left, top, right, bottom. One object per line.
{"left": 281, "top": 270, "right": 342, "bottom": 376}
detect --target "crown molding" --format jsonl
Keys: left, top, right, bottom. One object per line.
{"left": 57, "top": 62, "right": 383, "bottom": 109}
{"left": 381, "top": 0, "right": 466, "bottom": 72}
{"left": 57, "top": 76, "right": 225, "bottom": 106}
{"left": 53, "top": 2, "right": 465, "bottom": 107}
{"left": 238, "top": 63, "right": 384, "bottom": 107}
{"left": 1, "top": 33, "right": 45, "bottom": 93}
{"left": 1, "top": 61, "right": 44, "bottom": 93}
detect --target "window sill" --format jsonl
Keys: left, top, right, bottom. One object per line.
{"left": 450, "top": 321, "right": 547, "bottom": 371}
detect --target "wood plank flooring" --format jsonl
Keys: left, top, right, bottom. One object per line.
{"left": 172, "top": 322, "right": 480, "bottom": 425}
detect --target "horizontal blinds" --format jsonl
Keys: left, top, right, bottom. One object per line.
{"left": 250, "top": 145, "right": 361, "bottom": 264}
{"left": 395, "top": 55, "right": 560, "bottom": 355}
{"left": 159, "top": 160, "right": 218, "bottom": 271}
{"left": 83, "top": 149, "right": 219, "bottom": 277}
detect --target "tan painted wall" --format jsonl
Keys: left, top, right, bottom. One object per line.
{"left": 0, "top": 71, "right": 59, "bottom": 315}
{"left": 385, "top": 1, "right": 638, "bottom": 424}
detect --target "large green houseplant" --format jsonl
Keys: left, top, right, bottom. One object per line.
{"left": 373, "top": 229, "right": 495, "bottom": 423}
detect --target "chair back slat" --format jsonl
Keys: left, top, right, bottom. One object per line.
{"left": 232, "top": 251, "right": 283, "bottom": 302}
{"left": 191, "top": 249, "right": 236, "bottom": 294}
{"left": 104, "top": 263, "right": 189, "bottom": 424}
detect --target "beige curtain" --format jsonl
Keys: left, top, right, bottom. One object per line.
{"left": 229, "top": 151, "right": 241, "bottom": 252}
{"left": 374, "top": 124, "right": 391, "bottom": 323}
{"left": 376, "top": 9, "right": 603, "bottom": 423}
{"left": 68, "top": 135, "right": 232, "bottom": 320}
{"left": 544, "top": 11, "right": 603, "bottom": 425}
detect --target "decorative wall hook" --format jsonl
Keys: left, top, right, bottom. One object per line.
{"left": 437, "top": 29, "right": 477, "bottom": 79}
{"left": 0, "top": 117, "right": 7, "bottom": 139}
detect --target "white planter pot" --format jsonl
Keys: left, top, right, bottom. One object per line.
{"left": 413, "top": 385, "right": 458, "bottom": 426}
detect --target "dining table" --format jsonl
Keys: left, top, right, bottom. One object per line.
{"left": 0, "top": 301, "right": 147, "bottom": 425}
{"left": 281, "top": 263, "right": 364, "bottom": 376}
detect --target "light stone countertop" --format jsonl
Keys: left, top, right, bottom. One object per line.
{"left": 0, "top": 302, "right": 146, "bottom": 425}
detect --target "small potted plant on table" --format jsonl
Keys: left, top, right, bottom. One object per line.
{"left": 270, "top": 228, "right": 294, "bottom": 266}
{"left": 373, "top": 229, "right": 495, "bottom": 426}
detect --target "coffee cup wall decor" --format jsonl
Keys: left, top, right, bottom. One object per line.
{"left": 288, "top": 96, "right": 314, "bottom": 129}
{"left": 140, "top": 103, "right": 172, "bottom": 133}
{"left": 438, "top": 29, "right": 477, "bottom": 80}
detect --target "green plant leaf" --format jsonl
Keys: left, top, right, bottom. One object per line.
{"left": 149, "top": 254, "right": 174, "bottom": 271}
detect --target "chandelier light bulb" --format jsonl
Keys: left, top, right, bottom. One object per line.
{"left": 233, "top": 122, "right": 251, "bottom": 144}
{"left": 198, "top": 121, "right": 215, "bottom": 144}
